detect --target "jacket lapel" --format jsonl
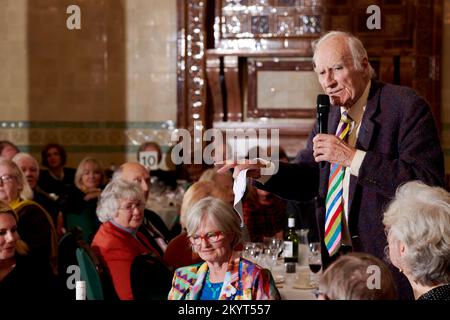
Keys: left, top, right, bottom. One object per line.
{"left": 219, "top": 254, "right": 240, "bottom": 300}
{"left": 347, "top": 80, "right": 381, "bottom": 224}
{"left": 186, "top": 262, "right": 209, "bottom": 300}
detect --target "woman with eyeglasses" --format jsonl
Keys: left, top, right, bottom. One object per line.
{"left": 0, "top": 159, "right": 58, "bottom": 274}
{"left": 168, "top": 197, "right": 280, "bottom": 300}
{"left": 92, "top": 179, "right": 172, "bottom": 300}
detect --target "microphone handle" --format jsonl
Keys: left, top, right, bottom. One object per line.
{"left": 317, "top": 113, "right": 327, "bottom": 168}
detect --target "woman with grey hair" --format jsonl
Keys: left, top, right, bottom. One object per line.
{"left": 383, "top": 180, "right": 450, "bottom": 300}
{"left": 91, "top": 179, "right": 172, "bottom": 300}
{"left": 168, "top": 197, "right": 280, "bottom": 300}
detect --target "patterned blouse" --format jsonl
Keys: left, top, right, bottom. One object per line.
{"left": 168, "top": 252, "right": 281, "bottom": 300}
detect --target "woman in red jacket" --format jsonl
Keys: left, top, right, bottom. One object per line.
{"left": 92, "top": 179, "right": 171, "bottom": 300}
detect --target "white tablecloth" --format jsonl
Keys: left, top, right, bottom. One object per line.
{"left": 271, "top": 263, "right": 317, "bottom": 300}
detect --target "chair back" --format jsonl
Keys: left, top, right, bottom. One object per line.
{"left": 76, "top": 246, "right": 104, "bottom": 300}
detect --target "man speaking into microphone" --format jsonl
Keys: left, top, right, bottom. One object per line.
{"left": 218, "top": 30, "right": 445, "bottom": 299}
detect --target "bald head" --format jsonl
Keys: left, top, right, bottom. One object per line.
{"left": 113, "top": 162, "right": 151, "bottom": 199}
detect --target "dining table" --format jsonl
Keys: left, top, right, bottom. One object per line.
{"left": 270, "top": 262, "right": 318, "bottom": 300}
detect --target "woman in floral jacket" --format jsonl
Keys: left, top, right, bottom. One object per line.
{"left": 168, "top": 197, "right": 280, "bottom": 300}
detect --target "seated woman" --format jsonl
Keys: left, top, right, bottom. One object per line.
{"left": 383, "top": 180, "right": 450, "bottom": 300}
{"left": 38, "top": 143, "right": 76, "bottom": 207}
{"left": 92, "top": 179, "right": 171, "bottom": 300}
{"left": 318, "top": 252, "right": 397, "bottom": 300}
{"left": 0, "top": 202, "right": 58, "bottom": 299}
{"left": 0, "top": 159, "right": 58, "bottom": 273}
{"left": 12, "top": 153, "right": 61, "bottom": 233}
{"left": 63, "top": 157, "right": 104, "bottom": 243}
{"left": 163, "top": 180, "right": 229, "bottom": 270}
{"left": 168, "top": 197, "right": 280, "bottom": 300}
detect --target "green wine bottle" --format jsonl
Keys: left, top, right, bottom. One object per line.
{"left": 284, "top": 217, "right": 299, "bottom": 263}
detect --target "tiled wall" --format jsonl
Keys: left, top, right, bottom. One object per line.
{"left": 2, "top": 0, "right": 450, "bottom": 172}
{"left": 0, "top": 0, "right": 177, "bottom": 169}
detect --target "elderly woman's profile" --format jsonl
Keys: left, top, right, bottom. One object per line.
{"left": 383, "top": 180, "right": 450, "bottom": 300}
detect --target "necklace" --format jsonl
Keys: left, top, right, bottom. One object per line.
{"left": 206, "top": 272, "right": 223, "bottom": 300}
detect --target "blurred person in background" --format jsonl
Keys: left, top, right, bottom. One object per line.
{"left": 137, "top": 141, "right": 177, "bottom": 190}
{"left": 63, "top": 157, "right": 105, "bottom": 243}
{"left": 0, "top": 159, "right": 58, "bottom": 273}
{"left": 318, "top": 252, "right": 397, "bottom": 300}
{"left": 0, "top": 141, "right": 19, "bottom": 160}
{"left": 38, "top": 143, "right": 76, "bottom": 208}
{"left": 12, "top": 153, "right": 63, "bottom": 237}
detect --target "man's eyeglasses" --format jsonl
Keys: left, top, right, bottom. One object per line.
{"left": 189, "top": 231, "right": 224, "bottom": 245}
{"left": 0, "top": 175, "right": 16, "bottom": 187}
{"left": 118, "top": 202, "right": 145, "bottom": 213}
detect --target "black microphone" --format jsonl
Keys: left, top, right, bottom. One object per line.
{"left": 317, "top": 94, "right": 330, "bottom": 134}
{"left": 317, "top": 94, "right": 330, "bottom": 168}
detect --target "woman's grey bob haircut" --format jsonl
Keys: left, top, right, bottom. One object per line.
{"left": 383, "top": 180, "right": 450, "bottom": 286}
{"left": 184, "top": 196, "right": 244, "bottom": 250}
{"left": 96, "top": 179, "right": 145, "bottom": 223}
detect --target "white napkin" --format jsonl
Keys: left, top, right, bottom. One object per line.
{"left": 233, "top": 168, "right": 248, "bottom": 227}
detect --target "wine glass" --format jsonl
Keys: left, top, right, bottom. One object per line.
{"left": 308, "top": 242, "right": 322, "bottom": 287}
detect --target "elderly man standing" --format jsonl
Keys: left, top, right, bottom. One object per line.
{"left": 219, "top": 31, "right": 444, "bottom": 299}
{"left": 112, "top": 162, "right": 171, "bottom": 257}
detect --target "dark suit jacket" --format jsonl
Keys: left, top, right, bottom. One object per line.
{"left": 258, "top": 80, "right": 445, "bottom": 298}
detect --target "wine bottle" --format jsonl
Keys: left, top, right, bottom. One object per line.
{"left": 284, "top": 217, "right": 299, "bottom": 263}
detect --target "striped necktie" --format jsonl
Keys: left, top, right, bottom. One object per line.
{"left": 324, "top": 111, "right": 352, "bottom": 256}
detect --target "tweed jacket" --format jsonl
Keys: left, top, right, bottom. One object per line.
{"left": 167, "top": 253, "right": 280, "bottom": 300}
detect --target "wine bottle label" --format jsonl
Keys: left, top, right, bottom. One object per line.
{"left": 283, "top": 241, "right": 293, "bottom": 258}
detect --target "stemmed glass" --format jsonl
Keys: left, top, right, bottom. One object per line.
{"left": 308, "top": 242, "right": 322, "bottom": 288}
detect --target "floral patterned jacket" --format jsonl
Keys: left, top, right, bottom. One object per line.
{"left": 167, "top": 252, "right": 280, "bottom": 300}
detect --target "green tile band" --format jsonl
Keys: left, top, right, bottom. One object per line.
{"left": 0, "top": 121, "right": 176, "bottom": 130}
{"left": 17, "top": 145, "right": 171, "bottom": 154}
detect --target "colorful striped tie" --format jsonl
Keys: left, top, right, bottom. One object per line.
{"left": 324, "top": 111, "right": 352, "bottom": 256}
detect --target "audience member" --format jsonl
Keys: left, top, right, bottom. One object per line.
{"left": 92, "top": 179, "right": 172, "bottom": 300}
{"left": 137, "top": 141, "right": 177, "bottom": 190}
{"left": 0, "top": 141, "right": 19, "bottom": 160}
{"left": 318, "top": 252, "right": 397, "bottom": 300}
{"left": 113, "top": 162, "right": 171, "bottom": 254}
{"left": 168, "top": 197, "right": 280, "bottom": 300}
{"left": 383, "top": 181, "right": 450, "bottom": 300}
{"left": 12, "top": 153, "right": 62, "bottom": 234}
{"left": 0, "top": 159, "right": 58, "bottom": 273}
{"left": 63, "top": 157, "right": 104, "bottom": 243}
{"left": 38, "top": 143, "right": 76, "bottom": 207}
{"left": 0, "top": 202, "right": 58, "bottom": 299}
{"left": 199, "top": 168, "right": 234, "bottom": 204}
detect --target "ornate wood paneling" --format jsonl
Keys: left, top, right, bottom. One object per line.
{"left": 178, "top": 0, "right": 443, "bottom": 151}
